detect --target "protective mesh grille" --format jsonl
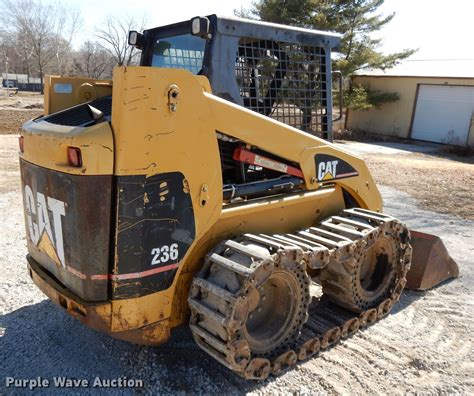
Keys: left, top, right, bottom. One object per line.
{"left": 236, "top": 39, "right": 327, "bottom": 136}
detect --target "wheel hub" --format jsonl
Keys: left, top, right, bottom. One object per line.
{"left": 244, "top": 270, "right": 300, "bottom": 355}
{"left": 359, "top": 237, "right": 394, "bottom": 295}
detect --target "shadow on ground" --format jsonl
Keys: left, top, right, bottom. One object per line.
{"left": 0, "top": 287, "right": 430, "bottom": 394}
{"left": 0, "top": 300, "right": 278, "bottom": 393}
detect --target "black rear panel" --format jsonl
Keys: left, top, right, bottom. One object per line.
{"left": 112, "top": 172, "right": 196, "bottom": 299}
{"left": 39, "top": 96, "right": 112, "bottom": 127}
{"left": 20, "top": 159, "right": 112, "bottom": 301}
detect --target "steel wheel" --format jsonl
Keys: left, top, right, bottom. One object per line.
{"left": 321, "top": 227, "right": 403, "bottom": 312}
{"left": 354, "top": 233, "right": 397, "bottom": 310}
{"left": 243, "top": 269, "right": 304, "bottom": 356}
{"left": 193, "top": 242, "right": 311, "bottom": 361}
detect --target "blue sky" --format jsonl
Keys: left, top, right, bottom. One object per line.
{"left": 74, "top": 0, "right": 474, "bottom": 76}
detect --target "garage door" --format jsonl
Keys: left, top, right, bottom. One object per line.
{"left": 411, "top": 85, "right": 474, "bottom": 146}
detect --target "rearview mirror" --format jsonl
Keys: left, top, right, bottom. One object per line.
{"left": 128, "top": 30, "right": 145, "bottom": 49}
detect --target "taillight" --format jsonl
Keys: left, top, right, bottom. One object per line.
{"left": 67, "top": 147, "right": 82, "bottom": 167}
{"left": 19, "top": 136, "right": 24, "bottom": 153}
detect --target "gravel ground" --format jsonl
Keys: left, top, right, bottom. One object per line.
{"left": 339, "top": 140, "right": 474, "bottom": 220}
{"left": 1, "top": 135, "right": 473, "bottom": 394}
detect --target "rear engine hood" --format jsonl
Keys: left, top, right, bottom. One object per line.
{"left": 20, "top": 108, "right": 114, "bottom": 302}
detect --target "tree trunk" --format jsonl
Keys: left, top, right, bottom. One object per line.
{"left": 38, "top": 62, "right": 44, "bottom": 95}
{"left": 22, "top": 46, "right": 30, "bottom": 84}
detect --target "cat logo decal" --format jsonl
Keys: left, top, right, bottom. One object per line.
{"left": 315, "top": 154, "right": 359, "bottom": 182}
{"left": 23, "top": 185, "right": 66, "bottom": 267}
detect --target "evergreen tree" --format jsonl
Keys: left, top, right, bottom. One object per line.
{"left": 237, "top": 0, "right": 416, "bottom": 109}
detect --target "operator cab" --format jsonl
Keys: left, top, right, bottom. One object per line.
{"left": 130, "top": 15, "right": 341, "bottom": 140}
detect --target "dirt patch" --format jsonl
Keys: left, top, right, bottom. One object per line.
{"left": 0, "top": 91, "right": 43, "bottom": 107}
{"left": 335, "top": 128, "right": 402, "bottom": 143}
{"left": 363, "top": 152, "right": 474, "bottom": 220}
{"left": 0, "top": 109, "right": 43, "bottom": 134}
{"left": 0, "top": 92, "right": 44, "bottom": 134}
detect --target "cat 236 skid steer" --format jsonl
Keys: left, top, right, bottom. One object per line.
{"left": 19, "top": 15, "right": 458, "bottom": 380}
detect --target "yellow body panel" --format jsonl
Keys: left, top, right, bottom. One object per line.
{"left": 22, "top": 121, "right": 114, "bottom": 175}
{"left": 44, "top": 76, "right": 112, "bottom": 115}
{"left": 23, "top": 67, "right": 383, "bottom": 345}
{"left": 111, "top": 68, "right": 223, "bottom": 241}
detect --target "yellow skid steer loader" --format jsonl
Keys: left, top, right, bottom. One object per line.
{"left": 19, "top": 15, "right": 458, "bottom": 380}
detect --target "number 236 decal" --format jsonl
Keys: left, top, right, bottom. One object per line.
{"left": 151, "top": 243, "right": 179, "bottom": 265}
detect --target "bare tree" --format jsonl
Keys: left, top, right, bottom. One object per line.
{"left": 54, "top": 6, "right": 81, "bottom": 76}
{"left": 0, "top": 27, "right": 35, "bottom": 83}
{"left": 0, "top": 0, "right": 81, "bottom": 93}
{"left": 95, "top": 15, "right": 145, "bottom": 67}
{"left": 74, "top": 40, "right": 114, "bottom": 79}
{"left": 18, "top": 30, "right": 35, "bottom": 83}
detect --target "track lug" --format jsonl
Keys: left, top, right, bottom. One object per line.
{"left": 208, "top": 253, "right": 254, "bottom": 277}
{"left": 298, "top": 338, "right": 320, "bottom": 360}
{"left": 272, "top": 350, "right": 297, "bottom": 375}
{"left": 359, "top": 308, "right": 378, "bottom": 327}
{"left": 377, "top": 299, "right": 394, "bottom": 319}
{"left": 244, "top": 358, "right": 271, "bottom": 380}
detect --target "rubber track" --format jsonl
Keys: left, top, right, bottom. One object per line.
{"left": 188, "top": 208, "right": 412, "bottom": 380}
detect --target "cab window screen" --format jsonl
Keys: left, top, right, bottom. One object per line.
{"left": 152, "top": 34, "right": 206, "bottom": 74}
{"left": 236, "top": 38, "right": 327, "bottom": 136}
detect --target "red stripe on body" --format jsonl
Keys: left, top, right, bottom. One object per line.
{"left": 90, "top": 274, "right": 108, "bottom": 280}
{"left": 69, "top": 262, "right": 181, "bottom": 281}
{"left": 66, "top": 266, "right": 87, "bottom": 280}
{"left": 336, "top": 172, "right": 359, "bottom": 178}
{"left": 109, "top": 262, "right": 180, "bottom": 280}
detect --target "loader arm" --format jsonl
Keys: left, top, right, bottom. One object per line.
{"left": 206, "top": 93, "right": 383, "bottom": 211}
